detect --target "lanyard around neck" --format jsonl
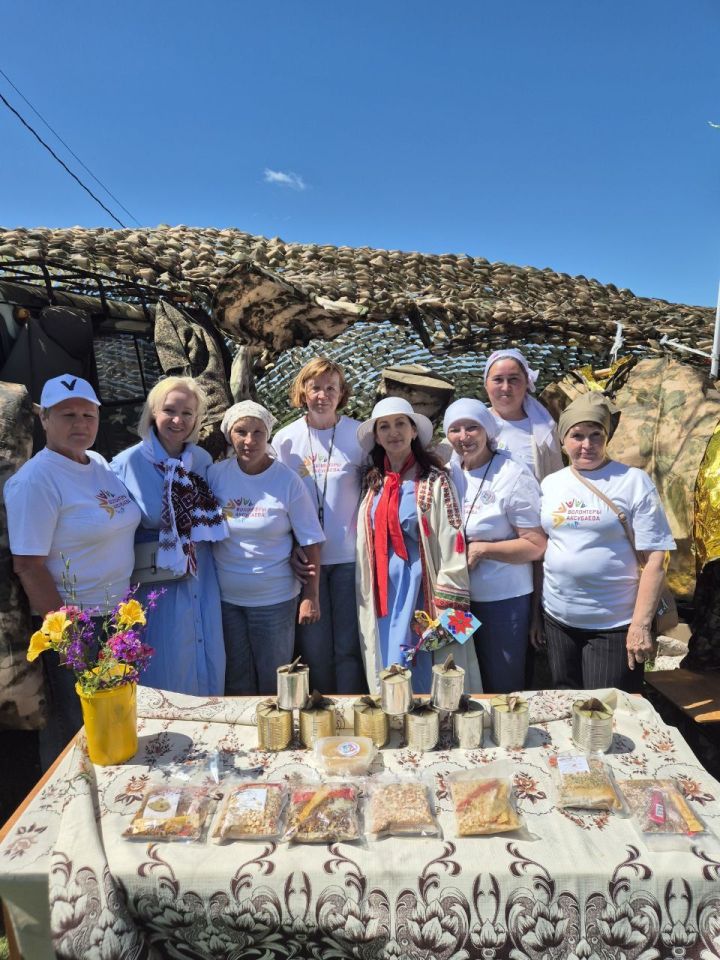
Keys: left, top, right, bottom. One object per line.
{"left": 462, "top": 452, "right": 496, "bottom": 535}
{"left": 305, "top": 417, "right": 337, "bottom": 528}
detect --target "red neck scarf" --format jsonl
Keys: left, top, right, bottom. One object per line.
{"left": 373, "top": 453, "right": 416, "bottom": 617}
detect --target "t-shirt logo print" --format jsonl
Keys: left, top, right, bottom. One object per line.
{"left": 552, "top": 498, "right": 585, "bottom": 529}
{"left": 96, "top": 489, "right": 131, "bottom": 519}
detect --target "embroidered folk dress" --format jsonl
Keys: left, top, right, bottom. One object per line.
{"left": 357, "top": 466, "right": 483, "bottom": 695}
{"left": 111, "top": 431, "right": 226, "bottom": 696}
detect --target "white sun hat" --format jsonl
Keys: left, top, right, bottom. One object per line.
{"left": 356, "top": 396, "right": 434, "bottom": 453}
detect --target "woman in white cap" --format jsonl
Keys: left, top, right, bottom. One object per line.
{"left": 6, "top": 374, "right": 141, "bottom": 764}
{"left": 537, "top": 393, "right": 675, "bottom": 692}
{"left": 484, "top": 349, "right": 563, "bottom": 481}
{"left": 444, "top": 398, "right": 546, "bottom": 693}
{"left": 111, "top": 376, "right": 228, "bottom": 696}
{"left": 273, "top": 357, "right": 367, "bottom": 694}
{"left": 208, "top": 401, "right": 325, "bottom": 695}
{"left": 356, "top": 397, "right": 482, "bottom": 694}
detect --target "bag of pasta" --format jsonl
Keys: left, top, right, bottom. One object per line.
{"left": 366, "top": 776, "right": 441, "bottom": 839}
{"left": 123, "top": 785, "right": 214, "bottom": 841}
{"left": 283, "top": 781, "right": 362, "bottom": 843}
{"left": 210, "top": 781, "right": 287, "bottom": 843}
{"left": 549, "top": 753, "right": 625, "bottom": 813}
{"left": 448, "top": 767, "right": 525, "bottom": 837}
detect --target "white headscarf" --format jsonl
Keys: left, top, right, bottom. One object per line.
{"left": 483, "top": 348, "right": 556, "bottom": 450}
{"left": 442, "top": 398, "right": 500, "bottom": 445}
{"left": 221, "top": 401, "right": 277, "bottom": 442}
{"left": 484, "top": 348, "right": 539, "bottom": 393}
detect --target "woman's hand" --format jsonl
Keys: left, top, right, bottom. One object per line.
{"left": 290, "top": 543, "right": 317, "bottom": 584}
{"left": 529, "top": 611, "right": 546, "bottom": 650}
{"left": 466, "top": 541, "right": 487, "bottom": 570}
{"left": 626, "top": 622, "right": 655, "bottom": 670}
{"left": 298, "top": 597, "right": 321, "bottom": 624}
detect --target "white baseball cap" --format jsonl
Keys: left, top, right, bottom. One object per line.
{"left": 40, "top": 375, "right": 101, "bottom": 409}
{"left": 356, "top": 396, "right": 434, "bottom": 452}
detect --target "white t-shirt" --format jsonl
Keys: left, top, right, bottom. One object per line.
{"left": 5, "top": 447, "right": 141, "bottom": 608}
{"left": 491, "top": 413, "right": 535, "bottom": 470}
{"left": 272, "top": 415, "right": 364, "bottom": 565}
{"left": 449, "top": 455, "right": 541, "bottom": 602}
{"left": 207, "top": 457, "right": 325, "bottom": 607}
{"left": 540, "top": 463, "right": 676, "bottom": 629}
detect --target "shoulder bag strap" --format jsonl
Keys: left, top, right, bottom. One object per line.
{"left": 569, "top": 465, "right": 643, "bottom": 564}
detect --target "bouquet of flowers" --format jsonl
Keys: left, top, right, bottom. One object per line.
{"left": 27, "top": 591, "right": 158, "bottom": 695}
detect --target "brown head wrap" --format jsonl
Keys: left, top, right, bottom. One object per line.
{"left": 558, "top": 393, "right": 620, "bottom": 441}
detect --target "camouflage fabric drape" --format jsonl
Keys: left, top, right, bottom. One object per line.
{"left": 0, "top": 381, "right": 45, "bottom": 729}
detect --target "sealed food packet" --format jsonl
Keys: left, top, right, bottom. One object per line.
{"left": 210, "top": 782, "right": 287, "bottom": 842}
{"left": 315, "top": 736, "right": 376, "bottom": 776}
{"left": 283, "top": 781, "right": 361, "bottom": 843}
{"left": 448, "top": 770, "right": 523, "bottom": 836}
{"left": 549, "top": 753, "right": 625, "bottom": 812}
{"left": 367, "top": 777, "right": 441, "bottom": 839}
{"left": 123, "top": 786, "right": 213, "bottom": 841}
{"left": 617, "top": 779, "right": 712, "bottom": 849}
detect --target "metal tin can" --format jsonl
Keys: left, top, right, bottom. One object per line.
{"left": 572, "top": 699, "right": 614, "bottom": 753}
{"left": 276, "top": 663, "right": 309, "bottom": 710}
{"left": 404, "top": 700, "right": 439, "bottom": 751}
{"left": 353, "top": 695, "right": 390, "bottom": 747}
{"left": 490, "top": 695, "right": 529, "bottom": 748}
{"left": 257, "top": 699, "right": 293, "bottom": 751}
{"left": 299, "top": 705, "right": 335, "bottom": 748}
{"left": 380, "top": 665, "right": 413, "bottom": 715}
{"left": 453, "top": 699, "right": 484, "bottom": 748}
{"left": 431, "top": 662, "right": 465, "bottom": 712}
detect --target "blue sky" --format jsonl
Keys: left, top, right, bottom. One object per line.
{"left": 1, "top": 1, "right": 718, "bottom": 306}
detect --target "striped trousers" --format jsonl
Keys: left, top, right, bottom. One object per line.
{"left": 543, "top": 612, "right": 644, "bottom": 694}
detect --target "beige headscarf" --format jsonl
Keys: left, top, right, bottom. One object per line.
{"left": 558, "top": 393, "right": 620, "bottom": 441}
{"left": 220, "top": 401, "right": 277, "bottom": 442}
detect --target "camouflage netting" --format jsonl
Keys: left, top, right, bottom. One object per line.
{"left": 0, "top": 226, "right": 714, "bottom": 387}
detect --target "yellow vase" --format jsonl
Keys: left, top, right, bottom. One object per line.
{"left": 75, "top": 680, "right": 138, "bottom": 765}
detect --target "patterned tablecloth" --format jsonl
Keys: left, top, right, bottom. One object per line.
{"left": 1, "top": 687, "right": 719, "bottom": 960}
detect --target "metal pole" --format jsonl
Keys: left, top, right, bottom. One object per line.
{"left": 711, "top": 279, "right": 720, "bottom": 379}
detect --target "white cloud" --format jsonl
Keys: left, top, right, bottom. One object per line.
{"left": 263, "top": 168, "right": 307, "bottom": 191}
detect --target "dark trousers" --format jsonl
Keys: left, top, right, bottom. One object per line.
{"left": 295, "top": 562, "right": 368, "bottom": 695}
{"left": 544, "top": 612, "right": 643, "bottom": 694}
{"left": 471, "top": 594, "right": 531, "bottom": 694}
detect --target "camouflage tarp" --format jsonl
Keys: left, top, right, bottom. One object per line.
{"left": 153, "top": 299, "right": 233, "bottom": 457}
{"left": 0, "top": 381, "right": 45, "bottom": 729}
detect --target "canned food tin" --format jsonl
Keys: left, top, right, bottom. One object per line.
{"left": 257, "top": 699, "right": 293, "bottom": 751}
{"left": 453, "top": 699, "right": 484, "bottom": 748}
{"left": 430, "top": 658, "right": 465, "bottom": 712}
{"left": 490, "top": 695, "right": 529, "bottom": 749}
{"left": 380, "top": 664, "right": 413, "bottom": 715}
{"left": 299, "top": 705, "right": 335, "bottom": 748}
{"left": 572, "top": 698, "right": 614, "bottom": 753}
{"left": 404, "top": 700, "right": 439, "bottom": 751}
{"left": 353, "top": 695, "right": 389, "bottom": 748}
{"left": 277, "top": 661, "right": 309, "bottom": 710}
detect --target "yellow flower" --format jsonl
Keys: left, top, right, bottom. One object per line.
{"left": 116, "top": 599, "right": 146, "bottom": 629}
{"left": 42, "top": 611, "right": 70, "bottom": 642}
{"left": 27, "top": 629, "right": 53, "bottom": 662}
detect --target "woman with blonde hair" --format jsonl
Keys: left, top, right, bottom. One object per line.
{"left": 111, "top": 376, "right": 228, "bottom": 695}
{"left": 274, "top": 356, "right": 367, "bottom": 694}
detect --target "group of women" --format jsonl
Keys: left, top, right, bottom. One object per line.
{"left": 6, "top": 349, "right": 676, "bottom": 763}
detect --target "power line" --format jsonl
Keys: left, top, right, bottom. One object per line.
{"left": 0, "top": 89, "right": 127, "bottom": 228}
{"left": 0, "top": 67, "right": 141, "bottom": 227}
